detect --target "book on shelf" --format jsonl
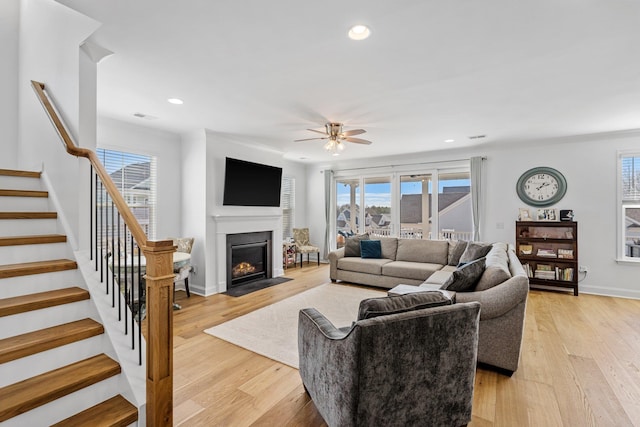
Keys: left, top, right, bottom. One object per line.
{"left": 557, "top": 248, "right": 574, "bottom": 259}
{"left": 534, "top": 270, "right": 556, "bottom": 280}
{"left": 519, "top": 244, "right": 533, "bottom": 255}
{"left": 536, "top": 248, "right": 557, "bottom": 258}
{"left": 536, "top": 264, "right": 553, "bottom": 271}
{"left": 554, "top": 266, "right": 574, "bottom": 281}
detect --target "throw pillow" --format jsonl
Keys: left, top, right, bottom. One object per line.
{"left": 441, "top": 257, "right": 486, "bottom": 292}
{"left": 448, "top": 240, "right": 468, "bottom": 266}
{"left": 475, "top": 266, "right": 511, "bottom": 291}
{"left": 357, "top": 291, "right": 454, "bottom": 320}
{"left": 360, "top": 240, "right": 382, "bottom": 259}
{"left": 344, "top": 233, "right": 370, "bottom": 257}
{"left": 459, "top": 242, "right": 492, "bottom": 264}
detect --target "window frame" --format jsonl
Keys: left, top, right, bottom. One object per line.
{"left": 617, "top": 150, "right": 640, "bottom": 264}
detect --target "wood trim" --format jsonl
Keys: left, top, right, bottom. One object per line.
{"left": 0, "top": 318, "right": 103, "bottom": 364}
{"left": 0, "top": 189, "right": 48, "bottom": 198}
{"left": 0, "top": 287, "right": 89, "bottom": 317}
{"left": 0, "top": 259, "right": 77, "bottom": 279}
{"left": 0, "top": 169, "right": 41, "bottom": 178}
{"left": 0, "top": 212, "right": 57, "bottom": 219}
{"left": 0, "top": 234, "right": 66, "bottom": 247}
{"left": 0, "top": 354, "right": 120, "bottom": 422}
{"left": 51, "top": 395, "right": 138, "bottom": 427}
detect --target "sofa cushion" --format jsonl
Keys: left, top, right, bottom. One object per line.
{"left": 475, "top": 266, "right": 511, "bottom": 291}
{"left": 396, "top": 239, "right": 449, "bottom": 265}
{"left": 441, "top": 257, "right": 486, "bottom": 292}
{"left": 344, "top": 233, "right": 370, "bottom": 257}
{"left": 379, "top": 237, "right": 399, "bottom": 260}
{"left": 459, "top": 242, "right": 492, "bottom": 264}
{"left": 448, "top": 240, "right": 468, "bottom": 266}
{"left": 360, "top": 240, "right": 382, "bottom": 259}
{"left": 357, "top": 291, "right": 454, "bottom": 320}
{"left": 382, "top": 261, "right": 444, "bottom": 281}
{"left": 422, "top": 270, "right": 454, "bottom": 286}
{"left": 337, "top": 257, "right": 392, "bottom": 275}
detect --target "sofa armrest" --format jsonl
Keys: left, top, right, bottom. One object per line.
{"left": 328, "top": 248, "right": 345, "bottom": 280}
{"left": 455, "top": 275, "right": 528, "bottom": 320}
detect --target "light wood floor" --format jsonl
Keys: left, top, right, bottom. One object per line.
{"left": 171, "top": 264, "right": 640, "bottom": 427}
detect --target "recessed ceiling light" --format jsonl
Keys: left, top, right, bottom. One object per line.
{"left": 445, "top": 139, "right": 455, "bottom": 143}
{"left": 167, "top": 98, "right": 184, "bottom": 105}
{"left": 348, "top": 25, "right": 370, "bottom": 41}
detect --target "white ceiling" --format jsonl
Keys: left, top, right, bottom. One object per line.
{"left": 58, "top": 0, "right": 640, "bottom": 163}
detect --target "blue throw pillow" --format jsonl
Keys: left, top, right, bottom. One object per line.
{"left": 360, "top": 240, "right": 382, "bottom": 259}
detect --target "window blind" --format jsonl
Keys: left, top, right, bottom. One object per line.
{"left": 281, "top": 176, "right": 295, "bottom": 239}
{"left": 622, "top": 155, "right": 640, "bottom": 201}
{"left": 96, "top": 148, "right": 157, "bottom": 239}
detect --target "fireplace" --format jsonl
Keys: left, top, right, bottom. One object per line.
{"left": 226, "top": 231, "right": 272, "bottom": 289}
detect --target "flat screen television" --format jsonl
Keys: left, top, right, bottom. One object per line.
{"left": 223, "top": 157, "right": 283, "bottom": 207}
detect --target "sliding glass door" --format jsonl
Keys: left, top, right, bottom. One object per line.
{"left": 364, "top": 177, "right": 392, "bottom": 238}
{"left": 437, "top": 171, "right": 472, "bottom": 241}
{"left": 336, "top": 178, "right": 360, "bottom": 248}
{"left": 400, "top": 174, "right": 432, "bottom": 239}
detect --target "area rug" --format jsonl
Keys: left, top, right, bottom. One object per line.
{"left": 223, "top": 277, "right": 293, "bottom": 297}
{"left": 204, "top": 283, "right": 385, "bottom": 368}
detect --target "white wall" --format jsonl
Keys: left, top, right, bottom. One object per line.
{"left": 0, "top": 0, "right": 19, "bottom": 168}
{"left": 97, "top": 117, "right": 182, "bottom": 240}
{"left": 180, "top": 130, "right": 307, "bottom": 295}
{"left": 307, "top": 130, "right": 640, "bottom": 299}
{"left": 18, "top": 0, "right": 100, "bottom": 246}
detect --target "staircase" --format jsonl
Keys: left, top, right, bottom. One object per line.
{"left": 0, "top": 169, "right": 138, "bottom": 426}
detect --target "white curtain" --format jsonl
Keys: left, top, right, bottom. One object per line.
{"left": 470, "top": 157, "right": 484, "bottom": 241}
{"left": 323, "top": 169, "right": 332, "bottom": 259}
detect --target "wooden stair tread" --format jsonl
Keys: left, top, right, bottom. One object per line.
{"left": 0, "top": 318, "right": 104, "bottom": 364}
{"left": 0, "top": 211, "right": 57, "bottom": 219}
{"left": 0, "top": 259, "right": 77, "bottom": 279}
{"left": 0, "top": 234, "right": 66, "bottom": 246}
{"left": 0, "top": 169, "right": 41, "bottom": 178}
{"left": 0, "top": 189, "right": 48, "bottom": 198}
{"left": 0, "top": 287, "right": 89, "bottom": 317}
{"left": 51, "top": 395, "right": 137, "bottom": 427}
{"left": 0, "top": 354, "right": 121, "bottom": 422}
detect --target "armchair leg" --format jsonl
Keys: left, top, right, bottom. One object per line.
{"left": 185, "top": 277, "right": 191, "bottom": 298}
{"left": 317, "top": 252, "right": 320, "bottom": 266}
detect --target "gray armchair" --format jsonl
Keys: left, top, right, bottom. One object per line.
{"left": 298, "top": 295, "right": 481, "bottom": 427}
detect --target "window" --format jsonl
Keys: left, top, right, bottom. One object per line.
{"left": 619, "top": 153, "right": 640, "bottom": 260}
{"left": 96, "top": 148, "right": 157, "bottom": 239}
{"left": 281, "top": 176, "right": 295, "bottom": 239}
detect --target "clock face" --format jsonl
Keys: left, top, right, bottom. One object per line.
{"left": 516, "top": 167, "right": 567, "bottom": 207}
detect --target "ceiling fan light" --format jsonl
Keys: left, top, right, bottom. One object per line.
{"left": 348, "top": 25, "right": 370, "bottom": 40}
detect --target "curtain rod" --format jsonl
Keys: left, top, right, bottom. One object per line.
{"left": 331, "top": 156, "right": 486, "bottom": 173}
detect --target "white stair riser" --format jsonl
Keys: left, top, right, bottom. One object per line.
{"left": 0, "top": 196, "right": 50, "bottom": 211}
{"left": 1, "top": 375, "right": 121, "bottom": 427}
{"left": 0, "top": 242, "right": 72, "bottom": 264}
{"left": 0, "top": 335, "right": 105, "bottom": 387}
{"left": 0, "top": 270, "right": 82, "bottom": 299}
{"left": 0, "top": 219, "right": 58, "bottom": 236}
{"left": 0, "top": 176, "right": 42, "bottom": 191}
{"left": 0, "top": 300, "right": 93, "bottom": 339}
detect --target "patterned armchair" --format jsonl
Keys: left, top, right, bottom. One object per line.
{"left": 168, "top": 237, "right": 194, "bottom": 300}
{"left": 292, "top": 228, "right": 320, "bottom": 268}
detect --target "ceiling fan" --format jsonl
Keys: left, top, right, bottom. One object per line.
{"left": 294, "top": 122, "right": 372, "bottom": 155}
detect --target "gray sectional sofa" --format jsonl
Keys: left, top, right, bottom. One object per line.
{"left": 328, "top": 237, "right": 529, "bottom": 374}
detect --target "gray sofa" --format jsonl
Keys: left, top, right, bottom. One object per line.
{"left": 299, "top": 293, "right": 481, "bottom": 427}
{"left": 328, "top": 238, "right": 529, "bottom": 374}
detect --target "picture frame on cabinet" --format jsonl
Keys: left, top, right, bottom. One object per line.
{"left": 537, "top": 208, "right": 558, "bottom": 221}
{"left": 518, "top": 208, "right": 531, "bottom": 221}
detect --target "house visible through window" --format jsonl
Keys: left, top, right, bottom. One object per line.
{"left": 620, "top": 153, "right": 640, "bottom": 260}
{"left": 97, "top": 148, "right": 157, "bottom": 240}
{"left": 281, "top": 176, "right": 295, "bottom": 239}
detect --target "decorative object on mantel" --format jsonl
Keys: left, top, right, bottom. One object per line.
{"left": 518, "top": 208, "right": 531, "bottom": 221}
{"left": 294, "top": 122, "right": 372, "bottom": 156}
{"left": 536, "top": 208, "right": 558, "bottom": 221}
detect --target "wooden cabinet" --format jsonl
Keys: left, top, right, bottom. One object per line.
{"left": 515, "top": 221, "right": 578, "bottom": 296}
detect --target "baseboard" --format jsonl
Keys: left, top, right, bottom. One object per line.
{"left": 579, "top": 284, "right": 640, "bottom": 300}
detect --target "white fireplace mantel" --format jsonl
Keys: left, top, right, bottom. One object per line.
{"left": 211, "top": 213, "right": 284, "bottom": 292}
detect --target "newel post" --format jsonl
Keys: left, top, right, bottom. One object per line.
{"left": 143, "top": 240, "right": 176, "bottom": 426}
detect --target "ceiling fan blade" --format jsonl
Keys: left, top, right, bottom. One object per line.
{"left": 294, "top": 137, "right": 327, "bottom": 142}
{"left": 341, "top": 129, "right": 366, "bottom": 136}
{"left": 343, "top": 137, "right": 372, "bottom": 145}
{"left": 307, "top": 128, "right": 328, "bottom": 135}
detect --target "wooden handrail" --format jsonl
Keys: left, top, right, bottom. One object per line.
{"left": 31, "top": 80, "right": 174, "bottom": 424}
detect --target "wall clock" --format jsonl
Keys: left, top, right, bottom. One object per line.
{"left": 516, "top": 167, "right": 567, "bottom": 207}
